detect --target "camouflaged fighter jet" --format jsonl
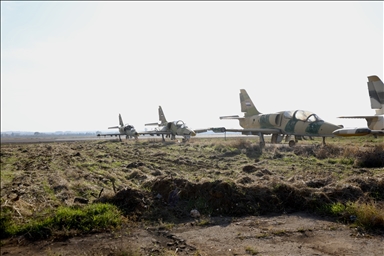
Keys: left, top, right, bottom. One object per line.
{"left": 97, "top": 114, "right": 138, "bottom": 141}
{"left": 333, "top": 75, "right": 384, "bottom": 137}
{"left": 214, "top": 89, "right": 342, "bottom": 147}
{"left": 140, "top": 106, "right": 207, "bottom": 142}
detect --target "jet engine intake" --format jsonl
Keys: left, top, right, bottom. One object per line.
{"left": 260, "top": 114, "right": 282, "bottom": 127}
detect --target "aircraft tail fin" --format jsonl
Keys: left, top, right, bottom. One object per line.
{"left": 367, "top": 76, "right": 384, "bottom": 114}
{"left": 119, "top": 114, "right": 124, "bottom": 127}
{"left": 158, "top": 106, "right": 168, "bottom": 125}
{"left": 240, "top": 89, "right": 261, "bottom": 117}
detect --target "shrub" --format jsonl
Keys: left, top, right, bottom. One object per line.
{"left": 0, "top": 206, "right": 14, "bottom": 239}
{"left": 354, "top": 145, "right": 384, "bottom": 168}
{"left": 315, "top": 144, "right": 342, "bottom": 159}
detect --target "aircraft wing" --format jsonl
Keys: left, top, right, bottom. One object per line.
{"left": 97, "top": 133, "right": 124, "bottom": 137}
{"left": 227, "top": 128, "right": 281, "bottom": 134}
{"left": 193, "top": 128, "right": 209, "bottom": 134}
{"left": 219, "top": 115, "right": 243, "bottom": 120}
{"left": 139, "top": 130, "right": 171, "bottom": 136}
{"left": 338, "top": 116, "right": 379, "bottom": 121}
{"left": 210, "top": 127, "right": 281, "bottom": 134}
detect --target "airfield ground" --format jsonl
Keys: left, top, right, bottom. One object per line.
{"left": 1, "top": 136, "right": 383, "bottom": 255}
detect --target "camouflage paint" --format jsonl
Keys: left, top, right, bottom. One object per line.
{"left": 260, "top": 114, "right": 273, "bottom": 128}
{"left": 141, "top": 106, "right": 198, "bottom": 141}
{"left": 158, "top": 106, "right": 168, "bottom": 125}
{"left": 284, "top": 119, "right": 298, "bottom": 133}
{"left": 219, "top": 89, "right": 342, "bottom": 143}
{"left": 240, "top": 89, "right": 261, "bottom": 116}
{"left": 305, "top": 121, "right": 324, "bottom": 134}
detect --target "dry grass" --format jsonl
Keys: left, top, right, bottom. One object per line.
{"left": 349, "top": 201, "right": 384, "bottom": 230}
{"left": 1, "top": 136, "right": 383, "bottom": 240}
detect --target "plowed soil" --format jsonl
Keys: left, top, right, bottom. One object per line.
{"left": 1, "top": 137, "right": 384, "bottom": 255}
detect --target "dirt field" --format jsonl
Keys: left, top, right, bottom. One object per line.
{"left": 1, "top": 136, "right": 383, "bottom": 255}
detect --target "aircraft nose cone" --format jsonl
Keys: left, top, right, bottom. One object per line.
{"left": 319, "top": 122, "right": 341, "bottom": 136}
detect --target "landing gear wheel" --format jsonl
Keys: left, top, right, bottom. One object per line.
{"left": 288, "top": 140, "right": 296, "bottom": 147}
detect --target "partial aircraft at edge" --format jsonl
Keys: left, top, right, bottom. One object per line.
{"left": 140, "top": 106, "right": 207, "bottom": 142}
{"left": 213, "top": 89, "right": 342, "bottom": 147}
{"left": 333, "top": 75, "right": 384, "bottom": 137}
{"left": 97, "top": 114, "right": 138, "bottom": 141}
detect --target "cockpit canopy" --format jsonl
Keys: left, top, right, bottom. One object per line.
{"left": 174, "top": 120, "right": 187, "bottom": 128}
{"left": 124, "top": 124, "right": 134, "bottom": 131}
{"left": 283, "top": 110, "right": 323, "bottom": 122}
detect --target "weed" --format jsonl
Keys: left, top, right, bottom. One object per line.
{"left": 197, "top": 218, "right": 211, "bottom": 226}
{"left": 255, "top": 233, "right": 269, "bottom": 239}
{"left": 328, "top": 225, "right": 338, "bottom": 231}
{"left": 161, "top": 249, "right": 179, "bottom": 256}
{"left": 272, "top": 229, "right": 287, "bottom": 236}
{"left": 158, "top": 221, "right": 174, "bottom": 231}
{"left": 245, "top": 246, "right": 259, "bottom": 255}
{"left": 328, "top": 202, "right": 347, "bottom": 216}
{"left": 237, "top": 234, "right": 245, "bottom": 240}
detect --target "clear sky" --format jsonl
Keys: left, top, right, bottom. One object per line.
{"left": 1, "top": 1, "right": 383, "bottom": 133}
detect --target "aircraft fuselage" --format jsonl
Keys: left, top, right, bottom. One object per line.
{"left": 240, "top": 110, "right": 340, "bottom": 137}
{"left": 118, "top": 125, "right": 138, "bottom": 139}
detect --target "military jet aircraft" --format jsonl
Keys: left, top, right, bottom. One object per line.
{"left": 333, "top": 75, "right": 384, "bottom": 137}
{"left": 97, "top": 114, "right": 138, "bottom": 141}
{"left": 213, "top": 89, "right": 342, "bottom": 147}
{"left": 140, "top": 106, "right": 207, "bottom": 142}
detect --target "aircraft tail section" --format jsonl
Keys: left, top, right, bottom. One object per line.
{"left": 158, "top": 106, "right": 168, "bottom": 125}
{"left": 119, "top": 114, "right": 124, "bottom": 127}
{"left": 240, "top": 89, "right": 261, "bottom": 117}
{"left": 108, "top": 114, "right": 124, "bottom": 129}
{"left": 367, "top": 75, "right": 384, "bottom": 114}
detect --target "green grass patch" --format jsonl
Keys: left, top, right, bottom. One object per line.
{"left": 1, "top": 203, "right": 123, "bottom": 240}
{"left": 0, "top": 154, "right": 21, "bottom": 184}
{"left": 338, "top": 158, "right": 355, "bottom": 165}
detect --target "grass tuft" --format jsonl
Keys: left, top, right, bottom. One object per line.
{"left": 1, "top": 203, "right": 122, "bottom": 240}
{"left": 354, "top": 145, "right": 384, "bottom": 168}
{"left": 323, "top": 201, "right": 384, "bottom": 231}
{"left": 245, "top": 245, "right": 259, "bottom": 255}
